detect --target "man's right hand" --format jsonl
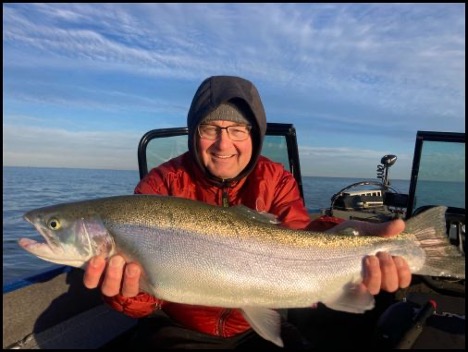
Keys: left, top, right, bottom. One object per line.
{"left": 83, "top": 255, "right": 142, "bottom": 297}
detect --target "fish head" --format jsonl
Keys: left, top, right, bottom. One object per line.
{"left": 19, "top": 204, "right": 115, "bottom": 268}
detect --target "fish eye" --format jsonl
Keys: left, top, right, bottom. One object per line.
{"left": 47, "top": 218, "right": 61, "bottom": 230}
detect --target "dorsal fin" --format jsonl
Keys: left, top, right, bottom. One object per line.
{"left": 229, "top": 205, "right": 281, "bottom": 225}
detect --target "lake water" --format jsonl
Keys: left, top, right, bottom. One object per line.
{"left": 3, "top": 166, "right": 413, "bottom": 285}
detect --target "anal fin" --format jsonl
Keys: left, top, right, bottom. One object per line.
{"left": 323, "top": 283, "right": 375, "bottom": 313}
{"left": 241, "top": 307, "right": 284, "bottom": 347}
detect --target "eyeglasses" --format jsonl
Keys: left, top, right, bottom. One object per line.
{"left": 198, "top": 124, "right": 252, "bottom": 141}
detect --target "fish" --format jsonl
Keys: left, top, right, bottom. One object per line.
{"left": 19, "top": 195, "right": 465, "bottom": 347}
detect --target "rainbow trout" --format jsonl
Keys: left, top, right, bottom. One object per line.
{"left": 19, "top": 195, "right": 465, "bottom": 347}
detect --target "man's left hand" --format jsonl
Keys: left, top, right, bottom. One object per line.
{"left": 327, "top": 218, "right": 412, "bottom": 295}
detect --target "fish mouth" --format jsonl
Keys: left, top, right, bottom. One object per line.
{"left": 19, "top": 214, "right": 65, "bottom": 259}
{"left": 18, "top": 237, "right": 59, "bottom": 258}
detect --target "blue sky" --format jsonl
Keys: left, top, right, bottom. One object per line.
{"left": 3, "top": 3, "right": 465, "bottom": 179}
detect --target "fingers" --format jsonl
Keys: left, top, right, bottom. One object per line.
{"left": 121, "top": 263, "right": 141, "bottom": 297}
{"left": 84, "top": 256, "right": 106, "bottom": 289}
{"left": 358, "top": 219, "right": 405, "bottom": 238}
{"left": 363, "top": 255, "right": 381, "bottom": 295}
{"left": 101, "top": 256, "right": 126, "bottom": 296}
{"left": 376, "top": 252, "right": 399, "bottom": 292}
{"left": 374, "top": 219, "right": 406, "bottom": 238}
{"left": 393, "top": 255, "right": 412, "bottom": 289}
{"left": 84, "top": 255, "right": 141, "bottom": 297}
{"left": 363, "top": 252, "right": 412, "bottom": 295}
{"left": 326, "top": 218, "right": 405, "bottom": 238}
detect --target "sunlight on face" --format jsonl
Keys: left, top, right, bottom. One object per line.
{"left": 197, "top": 120, "right": 253, "bottom": 180}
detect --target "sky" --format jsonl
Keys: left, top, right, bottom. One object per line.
{"left": 3, "top": 3, "right": 465, "bottom": 179}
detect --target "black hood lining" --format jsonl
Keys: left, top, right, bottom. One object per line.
{"left": 187, "top": 76, "right": 267, "bottom": 186}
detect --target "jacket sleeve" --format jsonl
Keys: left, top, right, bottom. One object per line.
{"left": 306, "top": 215, "right": 345, "bottom": 231}
{"left": 134, "top": 167, "right": 172, "bottom": 195}
{"left": 102, "top": 292, "right": 164, "bottom": 318}
{"left": 268, "top": 170, "right": 314, "bottom": 230}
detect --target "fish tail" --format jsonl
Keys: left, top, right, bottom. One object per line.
{"left": 405, "top": 206, "right": 465, "bottom": 279}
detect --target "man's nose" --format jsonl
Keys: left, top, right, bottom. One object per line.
{"left": 214, "top": 129, "right": 232, "bottom": 147}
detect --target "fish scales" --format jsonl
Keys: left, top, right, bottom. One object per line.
{"left": 19, "top": 194, "right": 465, "bottom": 347}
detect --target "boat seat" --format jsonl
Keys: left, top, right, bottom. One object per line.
{"left": 3, "top": 267, "right": 137, "bottom": 349}
{"left": 6, "top": 304, "right": 137, "bottom": 349}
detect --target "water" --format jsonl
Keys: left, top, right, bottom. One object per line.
{"left": 413, "top": 180, "right": 465, "bottom": 211}
{"left": 3, "top": 166, "right": 413, "bottom": 285}
{"left": 3, "top": 167, "right": 139, "bottom": 285}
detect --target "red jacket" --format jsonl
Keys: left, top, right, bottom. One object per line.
{"left": 103, "top": 153, "right": 344, "bottom": 337}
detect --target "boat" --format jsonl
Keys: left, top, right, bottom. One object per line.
{"left": 332, "top": 188, "right": 385, "bottom": 210}
{"left": 330, "top": 154, "right": 399, "bottom": 211}
{"left": 326, "top": 154, "right": 410, "bottom": 223}
{"left": 3, "top": 125, "right": 465, "bottom": 349}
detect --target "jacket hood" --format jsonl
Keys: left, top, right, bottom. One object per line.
{"left": 187, "top": 76, "right": 267, "bottom": 185}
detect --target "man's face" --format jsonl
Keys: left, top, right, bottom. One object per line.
{"left": 197, "top": 120, "right": 253, "bottom": 180}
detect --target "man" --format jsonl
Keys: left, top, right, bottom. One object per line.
{"left": 84, "top": 76, "right": 410, "bottom": 348}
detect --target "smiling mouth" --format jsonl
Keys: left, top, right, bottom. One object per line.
{"left": 213, "top": 153, "right": 235, "bottom": 159}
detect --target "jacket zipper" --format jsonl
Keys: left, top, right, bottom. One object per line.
{"left": 216, "top": 308, "right": 232, "bottom": 336}
{"left": 221, "top": 181, "right": 230, "bottom": 207}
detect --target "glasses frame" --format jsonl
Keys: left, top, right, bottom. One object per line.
{"left": 198, "top": 124, "right": 252, "bottom": 141}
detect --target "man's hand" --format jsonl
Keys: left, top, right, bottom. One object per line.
{"left": 83, "top": 255, "right": 142, "bottom": 297}
{"left": 327, "top": 218, "right": 412, "bottom": 295}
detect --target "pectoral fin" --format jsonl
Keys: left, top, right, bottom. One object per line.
{"left": 241, "top": 307, "right": 283, "bottom": 347}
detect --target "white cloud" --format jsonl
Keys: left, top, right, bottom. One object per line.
{"left": 299, "top": 146, "right": 413, "bottom": 179}
{"left": 3, "top": 121, "right": 140, "bottom": 170}
{"left": 3, "top": 3, "right": 465, "bottom": 174}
